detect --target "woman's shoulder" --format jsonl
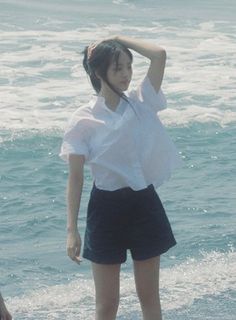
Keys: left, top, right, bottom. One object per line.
{"left": 126, "top": 75, "right": 167, "bottom": 113}
{"left": 68, "top": 99, "right": 96, "bottom": 123}
{"left": 63, "top": 102, "right": 97, "bottom": 137}
{"left": 72, "top": 101, "right": 94, "bottom": 118}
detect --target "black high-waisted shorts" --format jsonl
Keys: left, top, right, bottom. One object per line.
{"left": 82, "top": 182, "right": 176, "bottom": 264}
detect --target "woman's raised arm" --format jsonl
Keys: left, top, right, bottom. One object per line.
{"left": 115, "top": 35, "right": 166, "bottom": 92}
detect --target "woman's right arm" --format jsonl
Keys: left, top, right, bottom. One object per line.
{"left": 66, "top": 154, "right": 85, "bottom": 264}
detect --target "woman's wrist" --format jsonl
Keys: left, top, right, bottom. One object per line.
{"left": 67, "top": 225, "right": 78, "bottom": 233}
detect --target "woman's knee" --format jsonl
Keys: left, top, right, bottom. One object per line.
{"left": 136, "top": 285, "right": 160, "bottom": 309}
{"left": 96, "top": 295, "right": 119, "bottom": 320}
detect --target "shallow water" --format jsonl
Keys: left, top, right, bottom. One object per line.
{"left": 0, "top": 0, "right": 236, "bottom": 319}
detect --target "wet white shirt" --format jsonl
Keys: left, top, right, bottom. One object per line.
{"left": 59, "top": 75, "right": 183, "bottom": 191}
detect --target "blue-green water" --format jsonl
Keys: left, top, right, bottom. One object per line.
{"left": 0, "top": 1, "right": 236, "bottom": 319}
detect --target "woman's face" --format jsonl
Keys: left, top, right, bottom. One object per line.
{"left": 106, "top": 51, "right": 133, "bottom": 93}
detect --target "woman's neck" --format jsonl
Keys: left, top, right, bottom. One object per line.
{"left": 98, "top": 87, "right": 121, "bottom": 111}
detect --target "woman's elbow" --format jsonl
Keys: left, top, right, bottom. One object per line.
{"left": 154, "top": 48, "right": 166, "bottom": 60}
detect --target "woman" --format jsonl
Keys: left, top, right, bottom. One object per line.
{"left": 60, "top": 35, "right": 182, "bottom": 320}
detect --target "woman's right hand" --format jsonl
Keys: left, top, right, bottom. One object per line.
{"left": 67, "top": 230, "right": 83, "bottom": 265}
{"left": 87, "top": 36, "right": 119, "bottom": 59}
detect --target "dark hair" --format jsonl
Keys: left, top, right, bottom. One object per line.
{"left": 82, "top": 40, "right": 133, "bottom": 100}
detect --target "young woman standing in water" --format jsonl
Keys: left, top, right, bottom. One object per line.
{"left": 60, "top": 35, "right": 182, "bottom": 320}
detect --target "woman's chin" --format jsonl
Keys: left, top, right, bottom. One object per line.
{"left": 119, "top": 84, "right": 129, "bottom": 92}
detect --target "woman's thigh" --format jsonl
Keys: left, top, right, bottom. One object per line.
{"left": 91, "top": 262, "right": 121, "bottom": 303}
{"left": 133, "top": 256, "right": 160, "bottom": 301}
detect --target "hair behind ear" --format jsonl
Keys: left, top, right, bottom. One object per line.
{"left": 90, "top": 72, "right": 101, "bottom": 93}
{"left": 82, "top": 46, "right": 101, "bottom": 93}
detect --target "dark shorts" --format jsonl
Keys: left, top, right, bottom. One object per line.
{"left": 82, "top": 182, "right": 177, "bottom": 264}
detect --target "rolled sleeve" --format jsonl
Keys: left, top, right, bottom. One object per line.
{"left": 59, "top": 119, "right": 90, "bottom": 163}
{"left": 135, "top": 75, "right": 167, "bottom": 112}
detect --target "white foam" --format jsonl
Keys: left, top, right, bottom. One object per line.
{"left": 159, "top": 105, "right": 236, "bottom": 127}
{"left": 112, "top": 0, "right": 136, "bottom": 9}
{"left": 0, "top": 21, "right": 235, "bottom": 131}
{"left": 7, "top": 250, "right": 236, "bottom": 319}
{"left": 161, "top": 250, "right": 236, "bottom": 310}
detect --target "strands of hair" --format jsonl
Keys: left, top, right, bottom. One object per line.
{"left": 82, "top": 39, "right": 140, "bottom": 118}
{"left": 82, "top": 40, "right": 132, "bottom": 101}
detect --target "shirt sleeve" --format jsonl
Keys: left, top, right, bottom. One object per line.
{"left": 132, "top": 75, "right": 167, "bottom": 112}
{"left": 59, "top": 115, "right": 90, "bottom": 163}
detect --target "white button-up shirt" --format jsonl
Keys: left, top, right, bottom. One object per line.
{"left": 60, "top": 75, "right": 183, "bottom": 191}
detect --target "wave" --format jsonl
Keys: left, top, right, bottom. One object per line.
{"left": 160, "top": 105, "right": 236, "bottom": 127}
{"left": 0, "top": 105, "right": 235, "bottom": 134}
{"left": 7, "top": 250, "right": 236, "bottom": 319}
{"left": 0, "top": 19, "right": 236, "bottom": 131}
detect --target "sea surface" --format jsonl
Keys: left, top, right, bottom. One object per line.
{"left": 0, "top": 0, "right": 235, "bottom": 319}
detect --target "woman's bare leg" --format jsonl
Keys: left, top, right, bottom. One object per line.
{"left": 133, "top": 256, "right": 162, "bottom": 320}
{"left": 92, "top": 262, "right": 121, "bottom": 320}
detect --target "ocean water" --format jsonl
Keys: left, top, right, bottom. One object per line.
{"left": 0, "top": 0, "right": 236, "bottom": 319}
